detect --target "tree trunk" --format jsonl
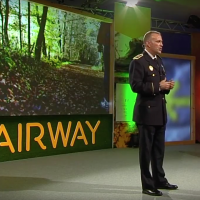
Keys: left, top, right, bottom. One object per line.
{"left": 19, "top": 0, "right": 22, "bottom": 50}
{"left": 35, "top": 5, "right": 47, "bottom": 59}
{"left": 35, "top": 6, "right": 48, "bottom": 61}
{"left": 28, "top": 2, "right": 31, "bottom": 57}
{"left": 4, "top": 0, "right": 9, "bottom": 47}
{"left": 58, "top": 10, "right": 62, "bottom": 58}
{"left": 68, "top": 20, "right": 73, "bottom": 60}
{"left": 0, "top": 1, "right": 4, "bottom": 46}
{"left": 42, "top": 35, "right": 47, "bottom": 57}
{"left": 63, "top": 13, "right": 67, "bottom": 59}
{"left": 48, "top": 46, "right": 50, "bottom": 60}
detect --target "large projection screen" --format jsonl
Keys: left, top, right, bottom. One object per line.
{"left": 0, "top": 0, "right": 112, "bottom": 116}
{"left": 161, "top": 53, "right": 195, "bottom": 143}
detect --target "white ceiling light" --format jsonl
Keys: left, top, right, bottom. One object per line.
{"left": 126, "top": 0, "right": 138, "bottom": 7}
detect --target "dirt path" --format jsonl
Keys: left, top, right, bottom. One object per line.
{"left": 0, "top": 64, "right": 107, "bottom": 116}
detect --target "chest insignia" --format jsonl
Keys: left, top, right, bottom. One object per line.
{"left": 149, "top": 65, "right": 153, "bottom": 71}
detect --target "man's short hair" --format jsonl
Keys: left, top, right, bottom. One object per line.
{"left": 143, "top": 30, "right": 161, "bottom": 44}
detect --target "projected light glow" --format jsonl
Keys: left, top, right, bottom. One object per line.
{"left": 116, "top": 83, "right": 137, "bottom": 125}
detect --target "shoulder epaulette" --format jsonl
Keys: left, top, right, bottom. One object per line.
{"left": 133, "top": 54, "right": 143, "bottom": 60}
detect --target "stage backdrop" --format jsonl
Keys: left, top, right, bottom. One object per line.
{"left": 0, "top": 0, "right": 113, "bottom": 161}
{"left": 114, "top": 2, "right": 151, "bottom": 148}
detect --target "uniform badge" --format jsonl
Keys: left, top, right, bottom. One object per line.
{"left": 149, "top": 66, "right": 153, "bottom": 71}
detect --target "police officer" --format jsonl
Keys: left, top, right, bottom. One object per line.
{"left": 129, "top": 30, "right": 178, "bottom": 196}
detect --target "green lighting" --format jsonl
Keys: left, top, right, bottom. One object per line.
{"left": 116, "top": 83, "right": 137, "bottom": 124}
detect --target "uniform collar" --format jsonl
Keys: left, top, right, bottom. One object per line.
{"left": 145, "top": 49, "right": 157, "bottom": 60}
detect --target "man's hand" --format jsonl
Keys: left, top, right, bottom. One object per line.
{"left": 159, "top": 78, "right": 171, "bottom": 90}
{"left": 169, "top": 80, "right": 175, "bottom": 89}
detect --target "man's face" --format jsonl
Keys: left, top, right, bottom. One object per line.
{"left": 147, "top": 33, "right": 163, "bottom": 55}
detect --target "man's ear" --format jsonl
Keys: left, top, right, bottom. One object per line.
{"left": 146, "top": 41, "right": 150, "bottom": 48}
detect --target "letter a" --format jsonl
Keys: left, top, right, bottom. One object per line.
{"left": 70, "top": 121, "right": 88, "bottom": 146}
{"left": 0, "top": 124, "right": 15, "bottom": 153}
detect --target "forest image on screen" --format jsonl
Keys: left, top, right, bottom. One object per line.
{"left": 0, "top": 0, "right": 110, "bottom": 116}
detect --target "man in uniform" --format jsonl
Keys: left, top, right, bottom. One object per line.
{"left": 129, "top": 30, "right": 178, "bottom": 196}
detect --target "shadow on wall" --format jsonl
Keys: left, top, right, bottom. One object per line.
{"left": 115, "top": 36, "right": 143, "bottom": 72}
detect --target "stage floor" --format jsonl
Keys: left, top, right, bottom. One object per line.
{"left": 1, "top": 144, "right": 200, "bottom": 200}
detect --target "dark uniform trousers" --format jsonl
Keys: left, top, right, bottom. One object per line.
{"left": 129, "top": 51, "right": 169, "bottom": 190}
{"left": 137, "top": 124, "right": 167, "bottom": 189}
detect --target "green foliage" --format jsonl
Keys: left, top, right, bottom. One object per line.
{"left": 0, "top": 0, "right": 108, "bottom": 117}
{"left": 1, "top": 0, "right": 101, "bottom": 65}
{"left": 62, "top": 61, "right": 72, "bottom": 65}
{"left": 5, "top": 55, "right": 16, "bottom": 69}
{"left": 42, "top": 57, "right": 61, "bottom": 68}
{"left": 0, "top": 0, "right": 104, "bottom": 104}
{"left": 0, "top": 48, "right": 16, "bottom": 69}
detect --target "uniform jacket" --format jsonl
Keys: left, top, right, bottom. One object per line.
{"left": 129, "top": 51, "right": 169, "bottom": 126}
